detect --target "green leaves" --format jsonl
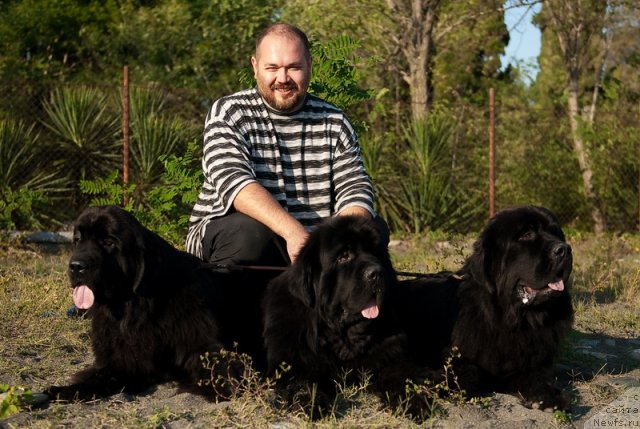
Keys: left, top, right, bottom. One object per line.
{"left": 309, "top": 36, "right": 372, "bottom": 112}
{"left": 384, "top": 114, "right": 479, "bottom": 234}
{"left": 42, "top": 87, "right": 120, "bottom": 181}
{"left": 0, "top": 120, "right": 40, "bottom": 189}
{"left": 0, "top": 119, "right": 61, "bottom": 229}
{"left": 79, "top": 142, "right": 203, "bottom": 246}
{"left": 0, "top": 384, "right": 34, "bottom": 418}
{"left": 129, "top": 87, "right": 185, "bottom": 192}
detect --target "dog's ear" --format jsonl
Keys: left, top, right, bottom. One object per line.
{"left": 466, "top": 224, "right": 502, "bottom": 292}
{"left": 466, "top": 239, "right": 487, "bottom": 282}
{"left": 130, "top": 225, "right": 151, "bottom": 295}
{"left": 285, "top": 234, "right": 320, "bottom": 308}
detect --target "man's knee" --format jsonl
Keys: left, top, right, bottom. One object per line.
{"left": 203, "top": 213, "right": 288, "bottom": 265}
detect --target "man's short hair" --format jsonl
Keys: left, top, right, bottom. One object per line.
{"left": 255, "top": 23, "right": 311, "bottom": 59}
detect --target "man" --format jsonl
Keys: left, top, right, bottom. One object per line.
{"left": 185, "top": 23, "right": 382, "bottom": 267}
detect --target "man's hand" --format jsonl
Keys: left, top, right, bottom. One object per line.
{"left": 232, "top": 182, "right": 309, "bottom": 263}
{"left": 282, "top": 225, "right": 309, "bottom": 263}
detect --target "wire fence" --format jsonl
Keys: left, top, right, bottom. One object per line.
{"left": 1, "top": 77, "right": 638, "bottom": 233}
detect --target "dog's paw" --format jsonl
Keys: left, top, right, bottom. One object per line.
{"left": 402, "top": 392, "right": 439, "bottom": 422}
{"left": 44, "top": 385, "right": 83, "bottom": 402}
{"left": 274, "top": 381, "right": 332, "bottom": 420}
{"left": 522, "top": 387, "right": 570, "bottom": 412}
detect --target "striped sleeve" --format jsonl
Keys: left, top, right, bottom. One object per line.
{"left": 198, "top": 98, "right": 257, "bottom": 214}
{"left": 333, "top": 115, "right": 375, "bottom": 215}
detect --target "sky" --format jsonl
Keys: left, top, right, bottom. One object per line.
{"left": 500, "top": 2, "right": 542, "bottom": 81}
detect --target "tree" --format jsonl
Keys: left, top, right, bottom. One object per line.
{"left": 385, "top": 0, "right": 440, "bottom": 120}
{"left": 538, "top": 0, "right": 608, "bottom": 232}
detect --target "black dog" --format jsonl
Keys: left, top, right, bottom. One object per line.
{"left": 46, "top": 206, "right": 242, "bottom": 400}
{"left": 262, "top": 215, "right": 433, "bottom": 418}
{"left": 396, "top": 206, "right": 574, "bottom": 410}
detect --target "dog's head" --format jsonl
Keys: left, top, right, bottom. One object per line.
{"left": 286, "top": 215, "right": 396, "bottom": 324}
{"left": 465, "top": 205, "right": 572, "bottom": 307}
{"left": 68, "top": 205, "right": 159, "bottom": 310}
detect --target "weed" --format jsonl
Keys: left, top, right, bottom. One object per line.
{"left": 553, "top": 409, "right": 572, "bottom": 425}
{"left": 0, "top": 384, "right": 34, "bottom": 418}
{"left": 144, "top": 406, "right": 177, "bottom": 428}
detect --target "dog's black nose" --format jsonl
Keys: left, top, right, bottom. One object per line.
{"left": 69, "top": 260, "right": 87, "bottom": 275}
{"left": 363, "top": 266, "right": 383, "bottom": 282}
{"left": 552, "top": 243, "right": 570, "bottom": 258}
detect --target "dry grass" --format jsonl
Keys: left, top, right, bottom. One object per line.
{"left": 1, "top": 231, "right": 639, "bottom": 428}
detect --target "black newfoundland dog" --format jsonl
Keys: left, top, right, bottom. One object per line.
{"left": 396, "top": 206, "right": 574, "bottom": 410}
{"left": 262, "top": 215, "right": 433, "bottom": 418}
{"left": 46, "top": 206, "right": 240, "bottom": 400}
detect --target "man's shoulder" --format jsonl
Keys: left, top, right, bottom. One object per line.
{"left": 305, "top": 93, "right": 343, "bottom": 114}
{"left": 208, "top": 89, "right": 265, "bottom": 121}
{"left": 216, "top": 88, "right": 261, "bottom": 107}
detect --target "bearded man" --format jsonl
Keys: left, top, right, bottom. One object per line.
{"left": 186, "top": 23, "right": 386, "bottom": 267}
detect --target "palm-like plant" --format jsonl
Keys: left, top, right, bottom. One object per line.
{"left": 395, "top": 114, "right": 476, "bottom": 233}
{"left": 42, "top": 87, "right": 120, "bottom": 182}
{"left": 129, "top": 87, "right": 185, "bottom": 198}
{"left": 0, "top": 119, "right": 65, "bottom": 228}
{"left": 1, "top": 120, "right": 39, "bottom": 188}
{"left": 360, "top": 133, "right": 404, "bottom": 231}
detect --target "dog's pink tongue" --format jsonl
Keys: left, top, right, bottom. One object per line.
{"left": 548, "top": 279, "right": 564, "bottom": 291}
{"left": 73, "top": 285, "right": 94, "bottom": 309}
{"left": 361, "top": 300, "right": 379, "bottom": 319}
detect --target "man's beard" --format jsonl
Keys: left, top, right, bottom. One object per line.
{"left": 257, "top": 80, "right": 306, "bottom": 112}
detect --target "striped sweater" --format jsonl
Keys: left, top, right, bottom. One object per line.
{"left": 185, "top": 88, "right": 375, "bottom": 258}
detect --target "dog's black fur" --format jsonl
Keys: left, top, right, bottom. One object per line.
{"left": 262, "top": 215, "right": 433, "bottom": 418}
{"left": 396, "top": 206, "right": 574, "bottom": 410}
{"left": 46, "top": 206, "right": 245, "bottom": 400}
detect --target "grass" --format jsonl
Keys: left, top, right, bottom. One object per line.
{"left": 0, "top": 231, "right": 639, "bottom": 427}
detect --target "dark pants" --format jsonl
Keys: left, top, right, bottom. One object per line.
{"left": 201, "top": 212, "right": 390, "bottom": 266}
{"left": 202, "top": 212, "right": 290, "bottom": 266}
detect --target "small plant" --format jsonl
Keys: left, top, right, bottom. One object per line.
{"left": 0, "top": 186, "right": 49, "bottom": 230}
{"left": 0, "top": 384, "right": 34, "bottom": 418}
{"left": 438, "top": 347, "right": 466, "bottom": 404}
{"left": 404, "top": 346, "right": 494, "bottom": 414}
{"left": 79, "top": 170, "right": 136, "bottom": 208}
{"left": 199, "top": 347, "right": 268, "bottom": 401}
{"left": 79, "top": 142, "right": 203, "bottom": 246}
{"left": 553, "top": 409, "right": 572, "bottom": 425}
{"left": 394, "top": 114, "right": 478, "bottom": 234}
{"left": 129, "top": 87, "right": 187, "bottom": 195}
{"left": 41, "top": 87, "right": 120, "bottom": 182}
{"left": 0, "top": 119, "right": 63, "bottom": 228}
{"left": 145, "top": 406, "right": 177, "bottom": 427}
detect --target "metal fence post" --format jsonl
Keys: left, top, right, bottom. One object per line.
{"left": 122, "top": 65, "right": 130, "bottom": 206}
{"left": 489, "top": 87, "right": 495, "bottom": 219}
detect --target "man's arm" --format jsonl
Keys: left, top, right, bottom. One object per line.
{"left": 233, "top": 182, "right": 308, "bottom": 263}
{"left": 332, "top": 116, "right": 376, "bottom": 217}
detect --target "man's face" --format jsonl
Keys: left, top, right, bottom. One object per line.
{"left": 251, "top": 34, "right": 311, "bottom": 112}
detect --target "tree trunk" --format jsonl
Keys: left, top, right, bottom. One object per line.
{"left": 566, "top": 75, "right": 605, "bottom": 232}
{"left": 546, "top": 0, "right": 607, "bottom": 232}
{"left": 406, "top": 47, "right": 431, "bottom": 120}
{"left": 387, "top": 0, "right": 439, "bottom": 120}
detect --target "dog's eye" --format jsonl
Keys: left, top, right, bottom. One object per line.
{"left": 518, "top": 231, "right": 536, "bottom": 241}
{"left": 337, "top": 252, "right": 352, "bottom": 264}
{"left": 101, "top": 239, "right": 116, "bottom": 249}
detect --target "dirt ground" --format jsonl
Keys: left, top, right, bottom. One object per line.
{"left": 1, "top": 341, "right": 638, "bottom": 428}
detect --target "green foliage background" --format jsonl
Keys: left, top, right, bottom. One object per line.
{"left": 0, "top": 0, "right": 638, "bottom": 238}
